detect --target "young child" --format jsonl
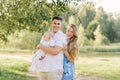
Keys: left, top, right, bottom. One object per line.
{"left": 29, "top": 31, "right": 55, "bottom": 72}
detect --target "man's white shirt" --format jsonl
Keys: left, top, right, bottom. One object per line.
{"left": 39, "top": 30, "right": 67, "bottom": 72}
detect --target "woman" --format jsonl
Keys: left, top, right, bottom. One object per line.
{"left": 62, "top": 24, "right": 78, "bottom": 80}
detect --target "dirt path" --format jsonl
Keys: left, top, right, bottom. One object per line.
{"left": 0, "top": 53, "right": 32, "bottom": 62}
{"left": 0, "top": 53, "right": 105, "bottom": 80}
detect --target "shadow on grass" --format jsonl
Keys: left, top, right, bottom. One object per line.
{"left": 0, "top": 70, "right": 35, "bottom": 80}
{"left": 0, "top": 58, "right": 35, "bottom": 80}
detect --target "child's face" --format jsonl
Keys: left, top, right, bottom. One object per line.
{"left": 44, "top": 34, "right": 51, "bottom": 41}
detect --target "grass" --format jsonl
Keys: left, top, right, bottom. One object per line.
{"left": 0, "top": 58, "right": 34, "bottom": 80}
{"left": 79, "top": 45, "right": 120, "bottom": 52}
{"left": 0, "top": 48, "right": 120, "bottom": 80}
{"left": 76, "top": 54, "right": 120, "bottom": 80}
{"left": 0, "top": 48, "right": 33, "bottom": 54}
{"left": 79, "top": 52, "right": 120, "bottom": 57}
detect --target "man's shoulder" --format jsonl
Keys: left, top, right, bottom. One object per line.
{"left": 57, "top": 30, "right": 64, "bottom": 35}
{"left": 57, "top": 31, "right": 66, "bottom": 37}
{"left": 54, "top": 31, "right": 67, "bottom": 41}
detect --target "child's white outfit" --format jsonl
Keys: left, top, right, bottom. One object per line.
{"left": 29, "top": 37, "right": 55, "bottom": 72}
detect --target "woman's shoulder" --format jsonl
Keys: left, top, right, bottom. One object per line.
{"left": 73, "top": 42, "right": 78, "bottom": 48}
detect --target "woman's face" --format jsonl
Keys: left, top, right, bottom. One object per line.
{"left": 66, "top": 26, "right": 74, "bottom": 39}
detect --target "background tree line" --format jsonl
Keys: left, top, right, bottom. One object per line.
{"left": 0, "top": 0, "right": 120, "bottom": 49}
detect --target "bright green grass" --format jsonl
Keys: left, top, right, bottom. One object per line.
{"left": 0, "top": 58, "right": 34, "bottom": 80}
{"left": 76, "top": 57, "right": 120, "bottom": 80}
{"left": 0, "top": 49, "right": 120, "bottom": 80}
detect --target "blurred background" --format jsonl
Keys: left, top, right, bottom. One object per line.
{"left": 0, "top": 0, "right": 120, "bottom": 80}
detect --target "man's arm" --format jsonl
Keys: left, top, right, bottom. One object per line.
{"left": 37, "top": 44, "right": 62, "bottom": 55}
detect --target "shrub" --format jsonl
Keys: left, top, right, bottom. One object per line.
{"left": 4, "top": 30, "right": 42, "bottom": 49}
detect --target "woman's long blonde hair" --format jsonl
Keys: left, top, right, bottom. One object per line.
{"left": 67, "top": 24, "right": 78, "bottom": 61}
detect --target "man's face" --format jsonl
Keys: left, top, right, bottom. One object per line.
{"left": 51, "top": 19, "right": 62, "bottom": 33}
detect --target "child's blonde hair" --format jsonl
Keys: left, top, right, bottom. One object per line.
{"left": 43, "top": 31, "right": 53, "bottom": 39}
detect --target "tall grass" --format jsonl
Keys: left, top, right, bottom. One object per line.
{"left": 79, "top": 46, "right": 120, "bottom": 53}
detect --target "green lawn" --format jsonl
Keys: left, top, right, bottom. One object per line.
{"left": 0, "top": 58, "right": 34, "bottom": 80}
{"left": 0, "top": 49, "right": 120, "bottom": 80}
{"left": 76, "top": 55, "right": 120, "bottom": 80}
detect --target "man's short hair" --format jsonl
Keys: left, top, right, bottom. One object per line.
{"left": 52, "top": 16, "right": 62, "bottom": 21}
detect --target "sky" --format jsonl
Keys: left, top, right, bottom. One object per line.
{"left": 88, "top": 0, "right": 120, "bottom": 13}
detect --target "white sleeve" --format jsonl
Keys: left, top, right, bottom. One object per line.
{"left": 40, "top": 37, "right": 43, "bottom": 44}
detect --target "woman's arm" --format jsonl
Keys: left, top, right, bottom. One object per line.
{"left": 63, "top": 50, "right": 74, "bottom": 62}
{"left": 63, "top": 44, "right": 74, "bottom": 62}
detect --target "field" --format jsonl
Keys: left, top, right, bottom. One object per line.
{"left": 0, "top": 49, "right": 120, "bottom": 80}
{"left": 76, "top": 55, "right": 120, "bottom": 80}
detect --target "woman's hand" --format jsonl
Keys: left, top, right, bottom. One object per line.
{"left": 62, "top": 43, "right": 67, "bottom": 52}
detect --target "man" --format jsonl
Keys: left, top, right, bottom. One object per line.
{"left": 37, "top": 16, "right": 67, "bottom": 80}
